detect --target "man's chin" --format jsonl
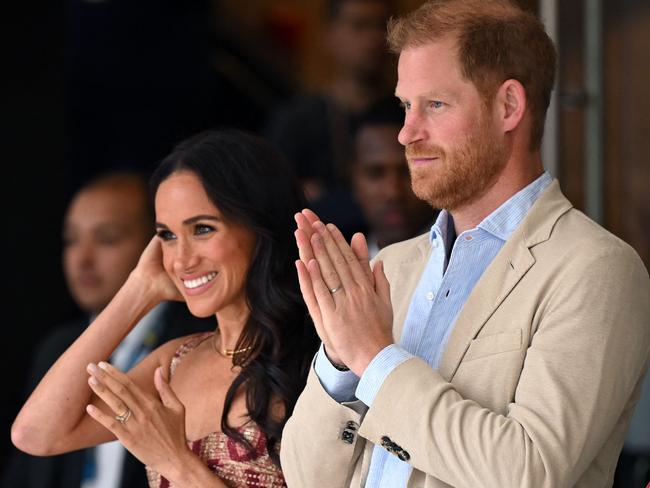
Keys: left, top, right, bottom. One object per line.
{"left": 77, "top": 296, "right": 111, "bottom": 316}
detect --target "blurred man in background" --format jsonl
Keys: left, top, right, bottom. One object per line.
{"left": 267, "top": 0, "right": 395, "bottom": 202}
{"left": 350, "top": 101, "right": 436, "bottom": 257}
{"left": 2, "top": 172, "right": 211, "bottom": 488}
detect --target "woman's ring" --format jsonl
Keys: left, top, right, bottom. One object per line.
{"left": 329, "top": 285, "right": 343, "bottom": 295}
{"left": 115, "top": 408, "right": 132, "bottom": 425}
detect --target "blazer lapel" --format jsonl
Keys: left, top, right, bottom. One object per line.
{"left": 438, "top": 237, "right": 534, "bottom": 380}
{"left": 438, "top": 181, "right": 573, "bottom": 381}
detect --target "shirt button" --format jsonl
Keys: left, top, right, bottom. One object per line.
{"left": 425, "top": 291, "right": 434, "bottom": 301}
{"left": 464, "top": 235, "right": 473, "bottom": 241}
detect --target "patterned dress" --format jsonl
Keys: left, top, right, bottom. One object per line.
{"left": 146, "top": 333, "right": 286, "bottom": 488}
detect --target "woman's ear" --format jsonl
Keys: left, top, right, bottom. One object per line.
{"left": 495, "top": 79, "right": 527, "bottom": 134}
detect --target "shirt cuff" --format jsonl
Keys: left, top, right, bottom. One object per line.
{"left": 356, "top": 345, "right": 413, "bottom": 407}
{"left": 314, "top": 343, "right": 360, "bottom": 403}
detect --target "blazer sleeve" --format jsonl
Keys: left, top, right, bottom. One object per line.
{"left": 357, "top": 240, "right": 650, "bottom": 487}
{"left": 280, "top": 365, "right": 369, "bottom": 487}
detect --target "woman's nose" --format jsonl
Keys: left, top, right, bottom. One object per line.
{"left": 173, "top": 239, "right": 200, "bottom": 273}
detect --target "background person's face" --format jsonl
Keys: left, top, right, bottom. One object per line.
{"left": 329, "top": 0, "right": 389, "bottom": 77}
{"left": 63, "top": 184, "right": 150, "bottom": 315}
{"left": 352, "top": 124, "right": 434, "bottom": 247}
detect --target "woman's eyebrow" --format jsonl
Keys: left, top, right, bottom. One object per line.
{"left": 155, "top": 215, "right": 221, "bottom": 229}
{"left": 183, "top": 215, "right": 221, "bottom": 225}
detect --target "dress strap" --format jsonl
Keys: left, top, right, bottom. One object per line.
{"left": 169, "top": 332, "right": 213, "bottom": 377}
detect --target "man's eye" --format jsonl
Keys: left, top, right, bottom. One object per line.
{"left": 195, "top": 224, "right": 215, "bottom": 236}
{"left": 364, "top": 166, "right": 385, "bottom": 180}
{"left": 98, "top": 236, "right": 121, "bottom": 246}
{"left": 430, "top": 100, "right": 444, "bottom": 109}
{"left": 156, "top": 230, "right": 176, "bottom": 241}
{"left": 399, "top": 101, "right": 411, "bottom": 111}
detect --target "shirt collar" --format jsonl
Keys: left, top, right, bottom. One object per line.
{"left": 429, "top": 172, "right": 553, "bottom": 245}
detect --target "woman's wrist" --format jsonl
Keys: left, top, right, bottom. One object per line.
{"left": 93, "top": 272, "right": 160, "bottom": 333}
{"left": 122, "top": 270, "right": 162, "bottom": 311}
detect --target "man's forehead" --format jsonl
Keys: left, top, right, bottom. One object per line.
{"left": 395, "top": 45, "right": 471, "bottom": 100}
{"left": 67, "top": 186, "right": 147, "bottom": 225}
{"left": 76, "top": 184, "right": 146, "bottom": 209}
{"left": 356, "top": 128, "right": 404, "bottom": 168}
{"left": 358, "top": 124, "right": 400, "bottom": 148}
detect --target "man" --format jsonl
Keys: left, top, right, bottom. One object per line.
{"left": 2, "top": 172, "right": 212, "bottom": 488}
{"left": 267, "top": 0, "right": 394, "bottom": 201}
{"left": 281, "top": 1, "right": 650, "bottom": 487}
{"left": 350, "top": 100, "right": 436, "bottom": 258}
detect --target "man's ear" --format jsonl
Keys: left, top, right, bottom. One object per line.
{"left": 495, "top": 79, "right": 527, "bottom": 134}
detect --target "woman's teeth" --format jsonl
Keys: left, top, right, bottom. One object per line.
{"left": 183, "top": 272, "right": 217, "bottom": 289}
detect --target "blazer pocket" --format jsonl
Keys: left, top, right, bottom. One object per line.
{"left": 462, "top": 329, "right": 522, "bottom": 362}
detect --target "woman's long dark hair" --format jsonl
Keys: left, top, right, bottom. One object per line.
{"left": 151, "top": 130, "right": 318, "bottom": 464}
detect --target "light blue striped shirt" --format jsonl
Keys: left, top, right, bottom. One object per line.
{"left": 315, "top": 172, "right": 553, "bottom": 487}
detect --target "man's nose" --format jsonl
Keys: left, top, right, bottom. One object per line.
{"left": 75, "top": 239, "right": 95, "bottom": 268}
{"left": 398, "top": 110, "right": 426, "bottom": 147}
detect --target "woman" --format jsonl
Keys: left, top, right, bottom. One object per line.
{"left": 11, "top": 130, "right": 319, "bottom": 487}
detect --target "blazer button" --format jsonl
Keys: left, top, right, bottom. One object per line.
{"left": 397, "top": 450, "right": 411, "bottom": 462}
{"left": 346, "top": 420, "right": 358, "bottom": 431}
{"left": 341, "top": 430, "right": 355, "bottom": 444}
{"left": 380, "top": 436, "right": 392, "bottom": 447}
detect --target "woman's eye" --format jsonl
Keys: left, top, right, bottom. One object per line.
{"left": 195, "top": 224, "right": 215, "bottom": 236}
{"left": 156, "top": 230, "right": 176, "bottom": 241}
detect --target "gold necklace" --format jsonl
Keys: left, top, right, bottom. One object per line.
{"left": 211, "top": 333, "right": 252, "bottom": 358}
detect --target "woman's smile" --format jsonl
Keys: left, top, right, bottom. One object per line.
{"left": 182, "top": 271, "right": 219, "bottom": 294}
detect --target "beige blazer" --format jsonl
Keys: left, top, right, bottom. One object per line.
{"left": 281, "top": 181, "right": 650, "bottom": 488}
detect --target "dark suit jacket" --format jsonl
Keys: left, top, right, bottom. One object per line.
{"left": 1, "top": 301, "right": 214, "bottom": 488}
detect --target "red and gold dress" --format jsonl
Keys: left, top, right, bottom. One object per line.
{"left": 146, "top": 333, "right": 286, "bottom": 488}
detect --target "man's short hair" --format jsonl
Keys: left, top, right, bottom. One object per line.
{"left": 387, "top": 0, "right": 556, "bottom": 150}
{"left": 77, "top": 170, "right": 154, "bottom": 227}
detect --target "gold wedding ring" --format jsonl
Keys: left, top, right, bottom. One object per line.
{"left": 115, "top": 408, "right": 132, "bottom": 425}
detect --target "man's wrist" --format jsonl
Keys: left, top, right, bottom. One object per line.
{"left": 356, "top": 345, "right": 413, "bottom": 406}
{"left": 323, "top": 345, "right": 349, "bottom": 371}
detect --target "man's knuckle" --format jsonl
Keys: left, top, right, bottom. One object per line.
{"left": 325, "top": 270, "right": 339, "bottom": 282}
